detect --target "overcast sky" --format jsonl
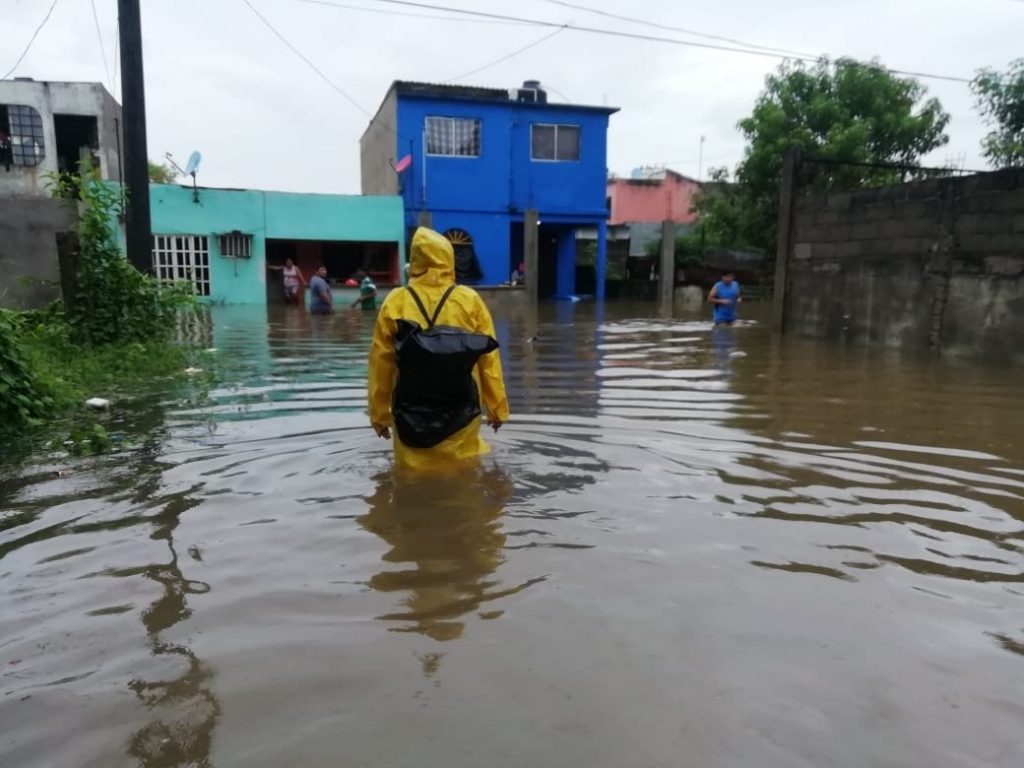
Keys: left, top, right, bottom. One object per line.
{"left": 4, "top": 0, "right": 1021, "bottom": 193}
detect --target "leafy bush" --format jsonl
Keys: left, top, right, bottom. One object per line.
{"left": 50, "top": 172, "right": 194, "bottom": 347}
{"left": 0, "top": 310, "right": 51, "bottom": 430}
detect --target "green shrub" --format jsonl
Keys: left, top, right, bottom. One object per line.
{"left": 50, "top": 172, "right": 194, "bottom": 347}
{"left": 0, "top": 310, "right": 51, "bottom": 431}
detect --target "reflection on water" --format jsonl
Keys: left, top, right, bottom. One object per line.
{"left": 359, "top": 465, "right": 523, "bottom": 642}
{"left": 1, "top": 300, "right": 1023, "bottom": 767}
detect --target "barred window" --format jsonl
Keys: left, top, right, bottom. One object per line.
{"left": 531, "top": 123, "right": 580, "bottom": 162}
{"left": 425, "top": 116, "right": 481, "bottom": 157}
{"left": 0, "top": 104, "right": 46, "bottom": 167}
{"left": 152, "top": 235, "right": 211, "bottom": 297}
{"left": 218, "top": 231, "right": 252, "bottom": 258}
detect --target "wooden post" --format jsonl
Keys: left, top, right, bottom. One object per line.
{"left": 524, "top": 208, "right": 539, "bottom": 302}
{"left": 659, "top": 219, "right": 675, "bottom": 314}
{"left": 773, "top": 148, "right": 800, "bottom": 333}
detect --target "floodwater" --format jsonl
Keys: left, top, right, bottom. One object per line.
{"left": 2, "top": 300, "right": 1023, "bottom": 768}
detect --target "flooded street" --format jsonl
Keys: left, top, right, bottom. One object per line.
{"left": 2, "top": 300, "right": 1023, "bottom": 768}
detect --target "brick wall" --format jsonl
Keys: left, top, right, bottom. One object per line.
{"left": 781, "top": 168, "right": 1024, "bottom": 361}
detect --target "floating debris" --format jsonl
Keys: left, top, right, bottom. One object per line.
{"left": 85, "top": 397, "right": 110, "bottom": 410}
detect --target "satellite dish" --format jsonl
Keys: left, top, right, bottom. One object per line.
{"left": 184, "top": 151, "right": 202, "bottom": 176}
{"left": 393, "top": 154, "right": 412, "bottom": 173}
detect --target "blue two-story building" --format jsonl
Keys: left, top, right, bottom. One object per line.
{"left": 360, "top": 80, "right": 618, "bottom": 298}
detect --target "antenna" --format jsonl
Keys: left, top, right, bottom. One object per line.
{"left": 181, "top": 151, "right": 202, "bottom": 204}
{"left": 184, "top": 151, "right": 202, "bottom": 176}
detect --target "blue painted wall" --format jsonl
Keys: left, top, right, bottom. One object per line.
{"left": 392, "top": 93, "right": 615, "bottom": 286}
{"left": 148, "top": 185, "right": 404, "bottom": 304}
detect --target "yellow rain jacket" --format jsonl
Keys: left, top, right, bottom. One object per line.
{"left": 369, "top": 227, "right": 510, "bottom": 470}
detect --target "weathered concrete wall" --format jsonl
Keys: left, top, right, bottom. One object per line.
{"left": 0, "top": 80, "right": 122, "bottom": 198}
{"left": 0, "top": 198, "right": 76, "bottom": 309}
{"left": 359, "top": 89, "right": 399, "bottom": 196}
{"left": 781, "top": 169, "right": 1024, "bottom": 361}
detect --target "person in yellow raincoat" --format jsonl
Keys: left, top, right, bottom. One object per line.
{"left": 368, "top": 227, "right": 510, "bottom": 470}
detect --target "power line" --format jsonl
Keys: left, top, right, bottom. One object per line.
{"left": 446, "top": 24, "right": 568, "bottom": 83}
{"left": 354, "top": 0, "right": 972, "bottom": 84}
{"left": 296, "top": 0, "right": 530, "bottom": 25}
{"left": 539, "top": 0, "right": 818, "bottom": 60}
{"left": 2, "top": 0, "right": 62, "bottom": 80}
{"left": 90, "top": 0, "right": 113, "bottom": 90}
{"left": 242, "top": 0, "right": 375, "bottom": 120}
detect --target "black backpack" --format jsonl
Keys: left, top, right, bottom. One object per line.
{"left": 392, "top": 285, "right": 499, "bottom": 449}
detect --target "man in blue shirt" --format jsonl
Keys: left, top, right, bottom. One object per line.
{"left": 309, "top": 265, "right": 334, "bottom": 315}
{"left": 708, "top": 271, "right": 741, "bottom": 325}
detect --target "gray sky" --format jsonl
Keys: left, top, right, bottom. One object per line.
{"left": 4, "top": 0, "right": 1021, "bottom": 193}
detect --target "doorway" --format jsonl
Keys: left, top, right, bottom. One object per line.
{"left": 54, "top": 114, "right": 99, "bottom": 174}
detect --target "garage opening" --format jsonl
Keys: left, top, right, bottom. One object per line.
{"left": 265, "top": 239, "right": 399, "bottom": 303}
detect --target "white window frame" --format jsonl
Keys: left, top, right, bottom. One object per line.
{"left": 531, "top": 123, "right": 581, "bottom": 163}
{"left": 152, "top": 234, "right": 211, "bottom": 297}
{"left": 425, "top": 116, "right": 481, "bottom": 158}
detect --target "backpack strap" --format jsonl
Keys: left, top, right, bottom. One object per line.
{"left": 405, "top": 286, "right": 432, "bottom": 327}
{"left": 430, "top": 285, "right": 457, "bottom": 328}
{"left": 406, "top": 284, "right": 457, "bottom": 329}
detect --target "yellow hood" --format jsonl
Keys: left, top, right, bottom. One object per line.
{"left": 408, "top": 227, "right": 455, "bottom": 287}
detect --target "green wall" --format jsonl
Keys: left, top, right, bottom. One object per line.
{"left": 148, "top": 185, "right": 405, "bottom": 304}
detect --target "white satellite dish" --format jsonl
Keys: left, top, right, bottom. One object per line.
{"left": 184, "top": 151, "right": 202, "bottom": 176}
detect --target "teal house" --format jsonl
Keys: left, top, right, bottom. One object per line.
{"left": 147, "top": 184, "right": 405, "bottom": 304}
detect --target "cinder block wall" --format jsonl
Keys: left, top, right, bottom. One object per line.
{"left": 783, "top": 169, "right": 1024, "bottom": 361}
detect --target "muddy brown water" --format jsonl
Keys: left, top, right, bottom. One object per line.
{"left": 2, "top": 301, "right": 1023, "bottom": 768}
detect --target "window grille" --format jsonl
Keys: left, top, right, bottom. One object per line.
{"left": 0, "top": 104, "right": 46, "bottom": 167}
{"left": 425, "top": 116, "right": 481, "bottom": 157}
{"left": 218, "top": 232, "right": 252, "bottom": 258}
{"left": 152, "top": 234, "right": 211, "bottom": 296}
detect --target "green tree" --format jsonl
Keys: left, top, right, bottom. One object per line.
{"left": 696, "top": 57, "right": 950, "bottom": 261}
{"left": 972, "top": 59, "right": 1024, "bottom": 168}
{"left": 148, "top": 160, "right": 180, "bottom": 184}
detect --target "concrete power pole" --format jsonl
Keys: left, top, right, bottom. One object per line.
{"left": 118, "top": 0, "right": 153, "bottom": 273}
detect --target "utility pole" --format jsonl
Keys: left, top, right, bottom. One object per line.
{"left": 118, "top": 0, "right": 153, "bottom": 273}
{"left": 698, "top": 135, "right": 706, "bottom": 182}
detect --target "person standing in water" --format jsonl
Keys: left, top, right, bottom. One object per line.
{"left": 267, "top": 258, "right": 306, "bottom": 304}
{"left": 309, "top": 265, "right": 334, "bottom": 315}
{"left": 351, "top": 271, "right": 378, "bottom": 311}
{"left": 368, "top": 227, "right": 509, "bottom": 470}
{"left": 708, "top": 270, "right": 741, "bottom": 326}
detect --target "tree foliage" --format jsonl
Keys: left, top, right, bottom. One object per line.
{"left": 148, "top": 160, "right": 180, "bottom": 184}
{"left": 972, "top": 59, "right": 1024, "bottom": 168}
{"left": 695, "top": 58, "right": 951, "bottom": 260}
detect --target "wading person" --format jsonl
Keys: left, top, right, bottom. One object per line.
{"left": 708, "top": 270, "right": 741, "bottom": 326}
{"left": 351, "top": 270, "right": 379, "bottom": 311}
{"left": 309, "top": 265, "right": 334, "bottom": 315}
{"left": 267, "top": 258, "right": 305, "bottom": 304}
{"left": 368, "top": 227, "right": 509, "bottom": 470}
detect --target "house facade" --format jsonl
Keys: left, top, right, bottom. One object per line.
{"left": 360, "top": 81, "right": 618, "bottom": 298}
{"left": 0, "top": 79, "right": 123, "bottom": 308}
{"left": 607, "top": 167, "right": 701, "bottom": 226}
{"left": 146, "top": 185, "right": 405, "bottom": 305}
{"left": 607, "top": 166, "right": 702, "bottom": 257}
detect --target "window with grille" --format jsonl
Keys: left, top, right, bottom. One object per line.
{"left": 152, "top": 235, "right": 211, "bottom": 297}
{"left": 218, "top": 232, "right": 252, "bottom": 258}
{"left": 0, "top": 104, "right": 46, "bottom": 167}
{"left": 531, "top": 123, "right": 580, "bottom": 162}
{"left": 425, "top": 116, "right": 481, "bottom": 157}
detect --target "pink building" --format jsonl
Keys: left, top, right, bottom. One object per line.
{"left": 607, "top": 167, "right": 701, "bottom": 225}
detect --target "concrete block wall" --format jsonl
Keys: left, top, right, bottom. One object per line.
{"left": 0, "top": 198, "right": 76, "bottom": 309}
{"left": 782, "top": 168, "right": 1024, "bottom": 361}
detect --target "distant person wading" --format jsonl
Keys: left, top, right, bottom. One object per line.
{"left": 368, "top": 227, "right": 509, "bottom": 470}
